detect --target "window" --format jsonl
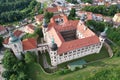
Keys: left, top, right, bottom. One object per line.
{"left": 14, "top": 44, "right": 17, "bottom": 48}
{"left": 64, "top": 53, "right": 67, "bottom": 55}
{"left": 60, "top": 54, "right": 62, "bottom": 56}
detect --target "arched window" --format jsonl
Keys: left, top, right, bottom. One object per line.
{"left": 14, "top": 44, "right": 17, "bottom": 48}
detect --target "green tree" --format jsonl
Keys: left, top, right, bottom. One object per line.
{"left": 17, "top": 72, "right": 28, "bottom": 80}
{"left": 68, "top": 8, "right": 76, "bottom": 20}
{"left": 9, "top": 74, "right": 18, "bottom": 80}
{"left": 2, "top": 50, "right": 17, "bottom": 70}
{"left": 35, "top": 28, "right": 43, "bottom": 38}
{"left": 81, "top": 0, "right": 93, "bottom": 4}
{"left": 24, "top": 52, "right": 36, "bottom": 63}
{"left": 44, "top": 12, "right": 53, "bottom": 23}
{"left": 12, "top": 61, "right": 26, "bottom": 72}
{"left": 2, "top": 70, "right": 13, "bottom": 79}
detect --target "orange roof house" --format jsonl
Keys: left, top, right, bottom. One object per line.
{"left": 34, "top": 14, "right": 44, "bottom": 24}
{"left": 45, "top": 6, "right": 68, "bottom": 13}
{"left": 0, "top": 25, "right": 7, "bottom": 35}
{"left": 22, "top": 38, "right": 37, "bottom": 51}
{"left": 3, "top": 30, "right": 24, "bottom": 44}
{"left": 25, "top": 24, "right": 35, "bottom": 34}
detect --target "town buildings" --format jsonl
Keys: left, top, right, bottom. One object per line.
{"left": 0, "top": 25, "right": 7, "bottom": 35}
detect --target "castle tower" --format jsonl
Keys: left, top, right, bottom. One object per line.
{"left": 49, "top": 37, "right": 58, "bottom": 66}
{"left": 9, "top": 31, "right": 23, "bottom": 59}
{"left": 100, "top": 27, "right": 108, "bottom": 41}
{"left": 42, "top": 18, "right": 48, "bottom": 41}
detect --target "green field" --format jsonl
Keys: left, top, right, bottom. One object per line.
{"left": 25, "top": 46, "right": 115, "bottom": 80}
{"left": 27, "top": 57, "right": 120, "bottom": 80}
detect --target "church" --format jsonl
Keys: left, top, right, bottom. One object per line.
{"left": 3, "top": 14, "right": 104, "bottom": 66}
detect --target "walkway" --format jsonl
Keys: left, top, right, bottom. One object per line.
{"left": 104, "top": 42, "right": 113, "bottom": 58}
{"left": 42, "top": 53, "right": 56, "bottom": 69}
{"left": 42, "top": 53, "right": 50, "bottom": 68}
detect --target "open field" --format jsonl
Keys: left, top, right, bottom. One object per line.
{"left": 26, "top": 46, "right": 115, "bottom": 80}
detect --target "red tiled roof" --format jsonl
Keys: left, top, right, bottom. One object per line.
{"left": 26, "top": 24, "right": 34, "bottom": 30}
{"left": 3, "top": 37, "right": 9, "bottom": 44}
{"left": 3, "top": 30, "right": 23, "bottom": 44}
{"left": 94, "top": 14, "right": 103, "bottom": 17}
{"left": 14, "top": 30, "right": 23, "bottom": 37}
{"left": 78, "top": 11, "right": 93, "bottom": 20}
{"left": 46, "top": 6, "right": 68, "bottom": 13}
{"left": 47, "top": 14, "right": 100, "bottom": 55}
{"left": 58, "top": 35, "right": 100, "bottom": 54}
{"left": 35, "top": 14, "right": 44, "bottom": 22}
{"left": 46, "top": 7, "right": 58, "bottom": 13}
{"left": 22, "top": 38, "right": 37, "bottom": 50}
{"left": 0, "top": 25, "right": 6, "bottom": 31}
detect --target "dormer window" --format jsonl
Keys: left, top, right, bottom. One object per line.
{"left": 55, "top": 18, "right": 64, "bottom": 24}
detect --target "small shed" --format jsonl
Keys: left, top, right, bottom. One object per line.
{"left": 67, "top": 59, "right": 86, "bottom": 71}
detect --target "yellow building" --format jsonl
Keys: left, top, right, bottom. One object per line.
{"left": 113, "top": 13, "right": 120, "bottom": 23}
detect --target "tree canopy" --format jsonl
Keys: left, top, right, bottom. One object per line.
{"left": 44, "top": 12, "right": 54, "bottom": 23}
{"left": 2, "top": 50, "right": 17, "bottom": 70}
{"left": 2, "top": 50, "right": 37, "bottom": 80}
{"left": 0, "top": 0, "right": 43, "bottom": 24}
{"left": 83, "top": 5, "right": 120, "bottom": 16}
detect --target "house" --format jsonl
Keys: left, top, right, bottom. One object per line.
{"left": 45, "top": 6, "right": 69, "bottom": 15}
{"left": 113, "top": 13, "right": 120, "bottom": 27}
{"left": 3, "top": 14, "right": 104, "bottom": 66}
{"left": 76, "top": 11, "right": 103, "bottom": 21}
{"left": 34, "top": 14, "right": 44, "bottom": 24}
{"left": 3, "top": 32, "right": 38, "bottom": 59}
{"left": 25, "top": 24, "right": 35, "bottom": 34}
{"left": 0, "top": 25, "right": 7, "bottom": 35}
{"left": 103, "top": 17, "right": 112, "bottom": 23}
{"left": 3, "top": 30, "right": 25, "bottom": 48}
{"left": 113, "top": 13, "right": 120, "bottom": 23}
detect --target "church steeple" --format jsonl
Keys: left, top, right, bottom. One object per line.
{"left": 100, "top": 27, "right": 108, "bottom": 38}
{"left": 9, "top": 31, "right": 19, "bottom": 43}
{"left": 50, "top": 37, "right": 58, "bottom": 51}
{"left": 8, "top": 31, "right": 23, "bottom": 59}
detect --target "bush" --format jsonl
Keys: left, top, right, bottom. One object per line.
{"left": 57, "top": 69, "right": 71, "bottom": 75}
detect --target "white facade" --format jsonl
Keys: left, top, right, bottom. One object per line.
{"left": 42, "top": 25, "right": 104, "bottom": 66}
{"left": 49, "top": 39, "right": 103, "bottom": 66}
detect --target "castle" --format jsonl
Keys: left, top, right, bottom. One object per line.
{"left": 3, "top": 14, "right": 104, "bottom": 66}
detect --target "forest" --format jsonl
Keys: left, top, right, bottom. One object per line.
{"left": 0, "top": 0, "right": 42, "bottom": 24}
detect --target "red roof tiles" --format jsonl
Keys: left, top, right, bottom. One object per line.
{"left": 47, "top": 14, "right": 100, "bottom": 55}
{"left": 3, "top": 30, "right": 23, "bottom": 44}
{"left": 0, "top": 25, "right": 6, "bottom": 31}
{"left": 22, "top": 38, "right": 37, "bottom": 50}
{"left": 14, "top": 30, "right": 23, "bottom": 37}
{"left": 46, "top": 7, "right": 58, "bottom": 13}
{"left": 58, "top": 35, "right": 100, "bottom": 54}
{"left": 35, "top": 14, "right": 44, "bottom": 22}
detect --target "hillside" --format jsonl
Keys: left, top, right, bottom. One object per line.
{"left": 0, "top": 0, "right": 41, "bottom": 24}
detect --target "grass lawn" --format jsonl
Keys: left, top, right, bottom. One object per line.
{"left": 27, "top": 57, "right": 120, "bottom": 80}
{"left": 26, "top": 46, "right": 114, "bottom": 80}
